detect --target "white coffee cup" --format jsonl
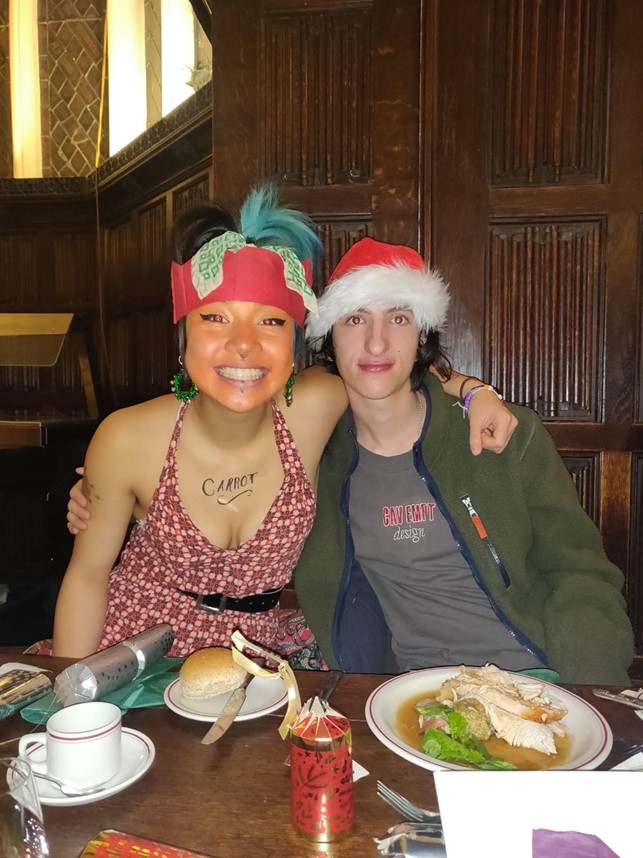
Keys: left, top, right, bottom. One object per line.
{"left": 19, "top": 701, "right": 122, "bottom": 789}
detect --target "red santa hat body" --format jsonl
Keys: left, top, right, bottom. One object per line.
{"left": 305, "top": 237, "right": 449, "bottom": 350}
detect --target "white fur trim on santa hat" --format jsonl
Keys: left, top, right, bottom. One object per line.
{"left": 305, "top": 262, "right": 450, "bottom": 350}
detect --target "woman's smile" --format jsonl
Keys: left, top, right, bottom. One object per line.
{"left": 217, "top": 366, "right": 267, "bottom": 382}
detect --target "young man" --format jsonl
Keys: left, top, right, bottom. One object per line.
{"left": 298, "top": 237, "right": 633, "bottom": 685}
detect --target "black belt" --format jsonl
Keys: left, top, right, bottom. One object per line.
{"left": 178, "top": 586, "right": 283, "bottom": 614}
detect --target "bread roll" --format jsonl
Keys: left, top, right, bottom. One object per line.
{"left": 180, "top": 647, "right": 247, "bottom": 700}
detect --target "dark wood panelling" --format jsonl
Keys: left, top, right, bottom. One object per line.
{"left": 52, "top": 230, "right": 97, "bottom": 308}
{"left": 429, "top": 0, "right": 489, "bottom": 376}
{"left": 370, "top": 0, "right": 421, "bottom": 246}
{"left": 212, "top": 0, "right": 420, "bottom": 251}
{"left": 210, "top": 0, "right": 260, "bottom": 208}
{"left": 430, "top": 0, "right": 643, "bottom": 662}
{"left": 317, "top": 218, "right": 372, "bottom": 285}
{"left": 172, "top": 173, "right": 212, "bottom": 220}
{"left": 104, "top": 219, "right": 137, "bottom": 306}
{"left": 487, "top": 219, "right": 604, "bottom": 420}
{"left": 599, "top": 450, "right": 633, "bottom": 589}
{"left": 137, "top": 199, "right": 169, "bottom": 295}
{"left": 260, "top": 7, "right": 372, "bottom": 187}
{"left": 0, "top": 234, "right": 40, "bottom": 305}
{"left": 490, "top": 0, "right": 608, "bottom": 186}
{"left": 102, "top": 172, "right": 212, "bottom": 407}
{"left": 562, "top": 453, "right": 600, "bottom": 524}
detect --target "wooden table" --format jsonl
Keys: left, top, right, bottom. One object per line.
{"left": 2, "top": 654, "right": 642, "bottom": 858}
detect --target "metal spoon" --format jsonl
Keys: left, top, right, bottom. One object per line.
{"left": 32, "top": 771, "right": 106, "bottom": 797}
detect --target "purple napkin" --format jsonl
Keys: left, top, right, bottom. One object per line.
{"left": 533, "top": 829, "right": 622, "bottom": 858}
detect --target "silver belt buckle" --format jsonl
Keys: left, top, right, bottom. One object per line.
{"left": 195, "top": 594, "right": 228, "bottom": 614}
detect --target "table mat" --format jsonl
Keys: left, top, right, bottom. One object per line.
{"left": 20, "top": 657, "right": 184, "bottom": 725}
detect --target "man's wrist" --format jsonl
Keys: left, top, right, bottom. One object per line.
{"left": 462, "top": 383, "right": 503, "bottom": 417}
{"left": 458, "top": 375, "right": 478, "bottom": 400}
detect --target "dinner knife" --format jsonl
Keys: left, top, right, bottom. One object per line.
{"left": 201, "top": 672, "right": 253, "bottom": 744}
{"left": 592, "top": 688, "right": 643, "bottom": 710}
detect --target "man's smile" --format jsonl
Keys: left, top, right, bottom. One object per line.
{"left": 358, "top": 362, "right": 394, "bottom": 373}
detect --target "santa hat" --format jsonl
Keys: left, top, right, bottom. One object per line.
{"left": 305, "top": 237, "right": 449, "bottom": 349}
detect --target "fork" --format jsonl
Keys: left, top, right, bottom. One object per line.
{"left": 611, "top": 737, "right": 643, "bottom": 757}
{"left": 376, "top": 780, "right": 441, "bottom": 824}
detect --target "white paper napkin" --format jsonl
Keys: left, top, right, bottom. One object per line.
{"left": 435, "top": 771, "right": 641, "bottom": 858}
{"left": 611, "top": 751, "right": 643, "bottom": 770}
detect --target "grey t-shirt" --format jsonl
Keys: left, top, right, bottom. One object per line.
{"left": 350, "top": 445, "right": 542, "bottom": 673}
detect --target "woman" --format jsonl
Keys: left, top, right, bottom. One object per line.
{"left": 57, "top": 186, "right": 515, "bottom": 658}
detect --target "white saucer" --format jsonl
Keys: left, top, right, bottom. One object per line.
{"left": 23, "top": 727, "right": 155, "bottom": 807}
{"left": 164, "top": 675, "right": 287, "bottom": 722}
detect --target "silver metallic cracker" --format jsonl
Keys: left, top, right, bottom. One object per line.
{"left": 53, "top": 623, "right": 175, "bottom": 706}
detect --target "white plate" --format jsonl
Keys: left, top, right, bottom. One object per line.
{"left": 24, "top": 727, "right": 155, "bottom": 807}
{"left": 164, "top": 675, "right": 287, "bottom": 722}
{"left": 365, "top": 666, "right": 612, "bottom": 771}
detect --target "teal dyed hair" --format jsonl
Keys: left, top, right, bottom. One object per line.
{"left": 239, "top": 184, "right": 323, "bottom": 265}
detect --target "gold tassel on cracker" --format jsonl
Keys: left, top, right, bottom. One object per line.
{"left": 230, "top": 630, "right": 301, "bottom": 739}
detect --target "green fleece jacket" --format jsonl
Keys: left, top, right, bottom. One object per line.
{"left": 295, "top": 374, "right": 633, "bottom": 685}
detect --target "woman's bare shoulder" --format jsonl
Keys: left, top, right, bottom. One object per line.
{"left": 295, "top": 365, "right": 347, "bottom": 407}
{"left": 275, "top": 367, "right": 348, "bottom": 471}
{"left": 89, "top": 395, "right": 178, "bottom": 453}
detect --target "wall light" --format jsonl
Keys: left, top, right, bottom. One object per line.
{"left": 9, "top": 0, "right": 42, "bottom": 178}
{"left": 107, "top": 0, "right": 147, "bottom": 155}
{"left": 161, "top": 0, "right": 196, "bottom": 116}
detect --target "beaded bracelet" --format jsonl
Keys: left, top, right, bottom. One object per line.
{"left": 462, "top": 383, "right": 503, "bottom": 417}
{"left": 458, "top": 375, "right": 477, "bottom": 401}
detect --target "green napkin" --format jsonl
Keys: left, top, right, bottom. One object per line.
{"left": 520, "top": 667, "right": 560, "bottom": 683}
{"left": 20, "top": 657, "right": 184, "bottom": 725}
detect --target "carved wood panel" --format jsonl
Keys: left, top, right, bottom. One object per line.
{"left": 137, "top": 199, "right": 168, "bottom": 295}
{"left": 172, "top": 173, "right": 212, "bottom": 219}
{"left": 260, "top": 6, "right": 372, "bottom": 186}
{"left": 52, "top": 231, "right": 96, "bottom": 307}
{"left": 561, "top": 453, "right": 600, "bottom": 525}
{"left": 104, "top": 219, "right": 137, "bottom": 306}
{"left": 487, "top": 219, "right": 605, "bottom": 420}
{"left": 316, "top": 218, "right": 372, "bottom": 286}
{"left": 490, "top": 0, "right": 608, "bottom": 186}
{"left": 0, "top": 233, "right": 40, "bottom": 305}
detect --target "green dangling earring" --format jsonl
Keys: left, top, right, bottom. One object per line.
{"left": 284, "top": 373, "right": 295, "bottom": 407}
{"left": 170, "top": 372, "right": 199, "bottom": 402}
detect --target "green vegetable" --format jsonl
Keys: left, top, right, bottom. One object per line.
{"left": 417, "top": 701, "right": 517, "bottom": 770}
{"left": 421, "top": 728, "right": 516, "bottom": 770}
{"left": 416, "top": 701, "right": 469, "bottom": 740}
